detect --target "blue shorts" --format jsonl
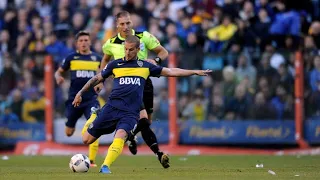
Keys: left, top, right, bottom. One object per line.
{"left": 87, "top": 104, "right": 138, "bottom": 138}
{"left": 65, "top": 99, "right": 100, "bottom": 128}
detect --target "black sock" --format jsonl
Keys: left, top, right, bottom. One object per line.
{"left": 132, "top": 118, "right": 149, "bottom": 135}
{"left": 141, "top": 126, "right": 160, "bottom": 155}
{"left": 127, "top": 118, "right": 149, "bottom": 142}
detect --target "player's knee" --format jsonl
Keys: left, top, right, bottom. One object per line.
{"left": 139, "top": 109, "right": 148, "bottom": 119}
{"left": 83, "top": 138, "right": 91, "bottom": 145}
{"left": 65, "top": 127, "right": 75, "bottom": 137}
{"left": 82, "top": 136, "right": 92, "bottom": 145}
{"left": 139, "top": 117, "right": 151, "bottom": 127}
{"left": 114, "top": 129, "right": 128, "bottom": 140}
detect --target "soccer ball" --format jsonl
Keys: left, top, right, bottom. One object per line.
{"left": 69, "top": 154, "right": 90, "bottom": 173}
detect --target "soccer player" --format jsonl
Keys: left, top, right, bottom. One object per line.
{"left": 73, "top": 35, "right": 211, "bottom": 174}
{"left": 98, "top": 10, "right": 170, "bottom": 168}
{"left": 54, "top": 31, "right": 103, "bottom": 167}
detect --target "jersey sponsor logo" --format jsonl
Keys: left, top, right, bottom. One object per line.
{"left": 137, "top": 61, "right": 143, "bottom": 67}
{"left": 117, "top": 63, "right": 124, "bottom": 66}
{"left": 91, "top": 56, "right": 97, "bottom": 61}
{"left": 119, "top": 77, "right": 141, "bottom": 86}
{"left": 74, "top": 56, "right": 80, "bottom": 59}
{"left": 76, "top": 70, "right": 95, "bottom": 78}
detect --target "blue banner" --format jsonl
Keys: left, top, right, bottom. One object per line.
{"left": 0, "top": 123, "right": 45, "bottom": 145}
{"left": 179, "top": 120, "right": 296, "bottom": 144}
{"left": 137, "top": 120, "right": 296, "bottom": 144}
{"left": 305, "top": 120, "right": 320, "bottom": 143}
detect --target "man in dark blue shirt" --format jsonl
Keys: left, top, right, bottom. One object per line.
{"left": 54, "top": 31, "right": 102, "bottom": 167}
{"left": 72, "top": 35, "right": 211, "bottom": 174}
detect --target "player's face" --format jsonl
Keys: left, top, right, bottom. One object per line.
{"left": 125, "top": 42, "right": 140, "bottom": 60}
{"left": 76, "top": 35, "right": 91, "bottom": 53}
{"left": 117, "top": 16, "right": 133, "bottom": 36}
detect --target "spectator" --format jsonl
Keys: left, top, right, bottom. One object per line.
{"left": 207, "top": 84, "right": 225, "bottom": 121}
{"left": 176, "top": 16, "right": 198, "bottom": 41}
{"left": 248, "top": 92, "right": 276, "bottom": 120}
{"left": 235, "top": 54, "right": 257, "bottom": 89}
{"left": 45, "top": 32, "right": 71, "bottom": 65}
{"left": 271, "top": 84, "right": 294, "bottom": 120}
{"left": 256, "top": 52, "right": 278, "bottom": 87}
{"left": 229, "top": 19, "right": 257, "bottom": 51}
{"left": 254, "top": 0, "right": 273, "bottom": 17}
{"left": 10, "top": 89, "right": 24, "bottom": 121}
{"left": 276, "top": 63, "right": 294, "bottom": 93}
{"left": 309, "top": 21, "right": 320, "bottom": 48}
{"left": 0, "top": 55, "right": 17, "bottom": 97}
{"left": 154, "top": 88, "right": 169, "bottom": 121}
{"left": 182, "top": 89, "right": 208, "bottom": 122}
{"left": 254, "top": 8, "right": 271, "bottom": 50}
{"left": 310, "top": 55, "right": 320, "bottom": 92}
{"left": 239, "top": 1, "right": 257, "bottom": 25}
{"left": 207, "top": 15, "right": 237, "bottom": 52}
{"left": 225, "top": 84, "right": 251, "bottom": 120}
{"left": 222, "top": 66, "right": 237, "bottom": 99}
{"left": 0, "top": 106, "right": 19, "bottom": 124}
{"left": 53, "top": 8, "right": 71, "bottom": 40}
{"left": 72, "top": 12, "right": 86, "bottom": 35}
{"left": 0, "top": 29, "right": 15, "bottom": 53}
{"left": 22, "top": 87, "right": 45, "bottom": 123}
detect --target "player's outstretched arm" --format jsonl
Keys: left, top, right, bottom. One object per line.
{"left": 72, "top": 73, "right": 104, "bottom": 107}
{"left": 160, "top": 67, "right": 212, "bottom": 77}
{"left": 54, "top": 67, "right": 65, "bottom": 85}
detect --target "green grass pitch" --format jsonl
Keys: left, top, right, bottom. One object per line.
{"left": 0, "top": 155, "right": 319, "bottom": 180}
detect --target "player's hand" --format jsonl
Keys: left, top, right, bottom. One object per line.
{"left": 72, "top": 93, "right": 82, "bottom": 107}
{"left": 94, "top": 82, "right": 104, "bottom": 93}
{"left": 55, "top": 76, "right": 65, "bottom": 85}
{"left": 146, "top": 59, "right": 157, "bottom": 65}
{"left": 194, "top": 69, "right": 212, "bottom": 76}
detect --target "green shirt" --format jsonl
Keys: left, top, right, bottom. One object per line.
{"left": 102, "top": 30, "right": 160, "bottom": 60}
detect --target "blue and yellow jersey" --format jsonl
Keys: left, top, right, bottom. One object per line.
{"left": 61, "top": 52, "right": 102, "bottom": 102}
{"left": 101, "top": 59, "right": 163, "bottom": 114}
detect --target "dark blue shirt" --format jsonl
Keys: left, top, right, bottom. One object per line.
{"left": 61, "top": 52, "right": 102, "bottom": 104}
{"left": 101, "top": 59, "right": 163, "bottom": 115}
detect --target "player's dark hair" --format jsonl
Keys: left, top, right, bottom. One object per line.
{"left": 125, "top": 35, "right": 140, "bottom": 48}
{"left": 115, "top": 11, "right": 130, "bottom": 22}
{"left": 75, "top": 31, "right": 90, "bottom": 40}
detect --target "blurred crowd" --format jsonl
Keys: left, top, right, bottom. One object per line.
{"left": 1, "top": 0, "right": 320, "bottom": 124}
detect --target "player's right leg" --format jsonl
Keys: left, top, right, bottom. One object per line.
{"left": 65, "top": 101, "right": 84, "bottom": 136}
{"left": 82, "top": 101, "right": 99, "bottom": 167}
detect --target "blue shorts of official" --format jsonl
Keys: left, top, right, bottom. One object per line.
{"left": 65, "top": 99, "right": 100, "bottom": 128}
{"left": 87, "top": 104, "right": 138, "bottom": 139}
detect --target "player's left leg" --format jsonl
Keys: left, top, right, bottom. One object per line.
{"left": 83, "top": 101, "right": 100, "bottom": 167}
{"left": 65, "top": 101, "right": 85, "bottom": 136}
{"left": 101, "top": 114, "right": 137, "bottom": 174}
{"left": 84, "top": 104, "right": 119, "bottom": 174}
{"left": 101, "top": 129, "right": 126, "bottom": 174}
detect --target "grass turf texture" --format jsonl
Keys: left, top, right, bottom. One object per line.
{"left": 0, "top": 155, "right": 319, "bottom": 180}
